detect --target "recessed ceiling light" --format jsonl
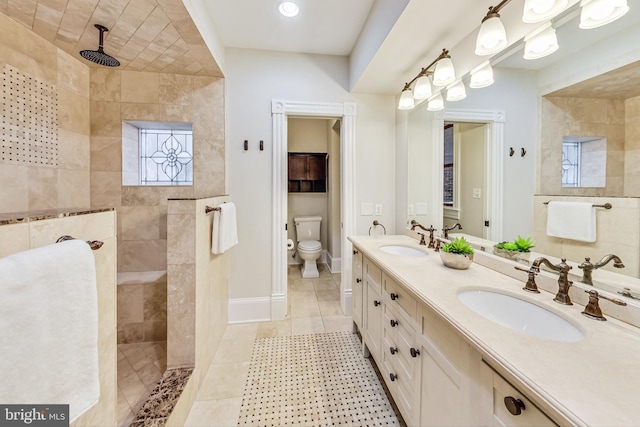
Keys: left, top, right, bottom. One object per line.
{"left": 279, "top": 1, "right": 299, "bottom": 17}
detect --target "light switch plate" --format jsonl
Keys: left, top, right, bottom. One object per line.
{"left": 375, "top": 204, "right": 382, "bottom": 216}
{"left": 473, "top": 188, "right": 482, "bottom": 199}
{"left": 361, "top": 203, "right": 373, "bottom": 216}
{"left": 408, "top": 204, "right": 415, "bottom": 215}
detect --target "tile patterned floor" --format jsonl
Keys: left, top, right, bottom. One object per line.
{"left": 117, "top": 341, "right": 167, "bottom": 427}
{"left": 237, "top": 331, "right": 400, "bottom": 426}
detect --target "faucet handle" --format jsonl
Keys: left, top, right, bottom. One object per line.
{"left": 582, "top": 290, "right": 627, "bottom": 321}
{"left": 417, "top": 232, "right": 426, "bottom": 246}
{"left": 515, "top": 266, "right": 540, "bottom": 293}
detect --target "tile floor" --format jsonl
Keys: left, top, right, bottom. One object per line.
{"left": 184, "top": 263, "right": 355, "bottom": 426}
{"left": 117, "top": 341, "right": 167, "bottom": 427}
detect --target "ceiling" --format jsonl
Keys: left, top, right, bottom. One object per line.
{"left": 0, "top": 0, "right": 223, "bottom": 77}
{"left": 200, "top": 0, "right": 376, "bottom": 56}
{"left": 546, "top": 61, "right": 640, "bottom": 99}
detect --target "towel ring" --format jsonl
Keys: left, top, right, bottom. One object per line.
{"left": 369, "top": 220, "right": 386, "bottom": 235}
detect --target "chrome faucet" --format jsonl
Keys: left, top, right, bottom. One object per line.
{"left": 578, "top": 254, "right": 625, "bottom": 285}
{"left": 531, "top": 257, "right": 573, "bottom": 305}
{"left": 442, "top": 223, "right": 462, "bottom": 239}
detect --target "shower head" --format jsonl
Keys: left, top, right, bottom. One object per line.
{"left": 79, "top": 24, "right": 120, "bottom": 67}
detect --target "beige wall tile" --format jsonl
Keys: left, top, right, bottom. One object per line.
{"left": 59, "top": 88, "right": 91, "bottom": 134}
{"left": 118, "top": 239, "right": 167, "bottom": 272}
{"left": 120, "top": 102, "right": 161, "bottom": 121}
{"left": 167, "top": 213, "right": 196, "bottom": 264}
{"left": 90, "top": 101, "right": 122, "bottom": 137}
{"left": 159, "top": 73, "right": 193, "bottom": 105}
{"left": 0, "top": 165, "right": 29, "bottom": 213}
{"left": 167, "top": 312, "right": 195, "bottom": 367}
{"left": 90, "top": 68, "right": 121, "bottom": 102}
{"left": 119, "top": 205, "right": 161, "bottom": 240}
{"left": 167, "top": 263, "right": 196, "bottom": 316}
{"left": 121, "top": 70, "right": 159, "bottom": 103}
{"left": 57, "top": 169, "right": 90, "bottom": 209}
{"left": 57, "top": 49, "right": 89, "bottom": 97}
{"left": 118, "top": 283, "right": 144, "bottom": 323}
{"left": 91, "top": 171, "right": 122, "bottom": 207}
{"left": 0, "top": 222, "right": 30, "bottom": 257}
{"left": 58, "top": 129, "right": 90, "bottom": 171}
{"left": 91, "top": 136, "right": 122, "bottom": 172}
{"left": 28, "top": 166, "right": 58, "bottom": 210}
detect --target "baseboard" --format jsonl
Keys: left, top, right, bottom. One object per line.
{"left": 327, "top": 252, "right": 341, "bottom": 273}
{"left": 228, "top": 297, "right": 272, "bottom": 324}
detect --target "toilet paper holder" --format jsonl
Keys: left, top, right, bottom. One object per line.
{"left": 369, "top": 220, "right": 386, "bottom": 235}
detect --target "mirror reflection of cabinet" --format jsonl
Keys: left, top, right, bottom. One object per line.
{"left": 288, "top": 153, "right": 327, "bottom": 192}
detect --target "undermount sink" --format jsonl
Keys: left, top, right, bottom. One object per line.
{"left": 457, "top": 289, "right": 584, "bottom": 342}
{"left": 380, "top": 245, "right": 427, "bottom": 257}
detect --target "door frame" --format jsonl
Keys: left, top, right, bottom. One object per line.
{"left": 271, "top": 100, "right": 357, "bottom": 320}
{"left": 431, "top": 109, "right": 505, "bottom": 242}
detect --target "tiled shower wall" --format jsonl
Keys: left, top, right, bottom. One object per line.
{"left": 88, "top": 68, "right": 225, "bottom": 273}
{"left": 0, "top": 12, "right": 90, "bottom": 213}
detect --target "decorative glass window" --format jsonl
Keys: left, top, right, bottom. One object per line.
{"left": 122, "top": 121, "right": 193, "bottom": 186}
{"left": 443, "top": 124, "right": 455, "bottom": 206}
{"left": 562, "top": 141, "right": 580, "bottom": 187}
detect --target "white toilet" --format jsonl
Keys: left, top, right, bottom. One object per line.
{"left": 294, "top": 215, "right": 323, "bottom": 278}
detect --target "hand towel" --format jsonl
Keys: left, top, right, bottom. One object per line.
{"left": 212, "top": 202, "right": 238, "bottom": 254}
{"left": 546, "top": 201, "right": 596, "bottom": 242}
{"left": 0, "top": 240, "right": 99, "bottom": 422}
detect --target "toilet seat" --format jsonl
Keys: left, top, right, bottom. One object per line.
{"left": 298, "top": 240, "right": 321, "bottom": 251}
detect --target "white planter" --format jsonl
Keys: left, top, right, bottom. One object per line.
{"left": 439, "top": 251, "right": 474, "bottom": 270}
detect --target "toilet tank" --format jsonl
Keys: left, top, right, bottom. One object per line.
{"left": 294, "top": 216, "right": 322, "bottom": 241}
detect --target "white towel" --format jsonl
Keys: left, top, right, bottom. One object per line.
{"left": 212, "top": 202, "right": 238, "bottom": 254}
{"left": 0, "top": 240, "right": 99, "bottom": 422}
{"left": 546, "top": 201, "right": 596, "bottom": 242}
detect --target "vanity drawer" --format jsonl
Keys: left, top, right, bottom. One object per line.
{"left": 384, "top": 303, "right": 419, "bottom": 372}
{"left": 365, "top": 257, "right": 382, "bottom": 294}
{"left": 382, "top": 335, "right": 416, "bottom": 425}
{"left": 383, "top": 273, "right": 417, "bottom": 321}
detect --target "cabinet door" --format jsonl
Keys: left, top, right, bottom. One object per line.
{"left": 306, "top": 154, "right": 326, "bottom": 180}
{"left": 363, "top": 258, "right": 382, "bottom": 360}
{"left": 352, "top": 249, "right": 363, "bottom": 330}
{"left": 288, "top": 155, "right": 307, "bottom": 180}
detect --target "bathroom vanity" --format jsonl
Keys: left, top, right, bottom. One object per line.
{"left": 349, "top": 234, "right": 640, "bottom": 426}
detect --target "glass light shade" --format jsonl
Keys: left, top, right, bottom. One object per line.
{"left": 522, "top": 0, "right": 568, "bottom": 23}
{"left": 413, "top": 75, "right": 433, "bottom": 100}
{"left": 427, "top": 93, "right": 444, "bottom": 111}
{"left": 398, "top": 88, "right": 415, "bottom": 110}
{"left": 579, "top": 0, "right": 629, "bottom": 29}
{"left": 446, "top": 81, "right": 466, "bottom": 102}
{"left": 278, "top": 1, "right": 299, "bottom": 17}
{"left": 469, "top": 61, "right": 494, "bottom": 88}
{"left": 433, "top": 57, "right": 456, "bottom": 87}
{"left": 523, "top": 23, "right": 559, "bottom": 60}
{"left": 475, "top": 15, "right": 508, "bottom": 56}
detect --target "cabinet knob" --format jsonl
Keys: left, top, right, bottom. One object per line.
{"left": 356, "top": 278, "right": 362, "bottom": 283}
{"left": 374, "top": 300, "right": 381, "bottom": 307}
{"left": 390, "top": 346, "right": 398, "bottom": 355}
{"left": 390, "top": 293, "right": 399, "bottom": 301}
{"left": 504, "top": 396, "right": 526, "bottom": 416}
{"left": 389, "top": 373, "right": 397, "bottom": 382}
{"left": 410, "top": 347, "right": 420, "bottom": 358}
{"left": 353, "top": 249, "right": 358, "bottom": 255}
{"left": 390, "top": 319, "right": 398, "bottom": 327}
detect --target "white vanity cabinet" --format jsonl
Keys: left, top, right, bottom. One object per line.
{"left": 352, "top": 248, "right": 363, "bottom": 330}
{"left": 363, "top": 256, "right": 383, "bottom": 360}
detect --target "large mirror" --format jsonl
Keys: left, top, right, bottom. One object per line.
{"left": 405, "top": 4, "right": 640, "bottom": 298}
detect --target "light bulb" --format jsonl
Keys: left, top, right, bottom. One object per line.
{"left": 524, "top": 23, "right": 559, "bottom": 60}
{"left": 433, "top": 57, "right": 456, "bottom": 87}
{"left": 278, "top": 1, "right": 299, "bottom": 17}
{"left": 413, "top": 75, "right": 432, "bottom": 100}
{"left": 398, "top": 87, "right": 415, "bottom": 110}
{"left": 579, "top": 0, "right": 629, "bottom": 29}
{"left": 522, "top": 0, "right": 568, "bottom": 23}
{"left": 475, "top": 15, "right": 507, "bottom": 56}
{"left": 470, "top": 61, "right": 494, "bottom": 89}
{"left": 427, "top": 93, "right": 444, "bottom": 111}
{"left": 446, "top": 81, "right": 466, "bottom": 102}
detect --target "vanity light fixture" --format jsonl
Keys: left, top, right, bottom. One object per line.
{"left": 413, "top": 72, "right": 433, "bottom": 100}
{"left": 278, "top": 1, "right": 299, "bottom": 17}
{"left": 469, "top": 61, "right": 495, "bottom": 88}
{"left": 395, "top": 49, "right": 454, "bottom": 110}
{"left": 446, "top": 80, "right": 467, "bottom": 102}
{"left": 523, "top": 22, "right": 559, "bottom": 59}
{"left": 475, "top": 0, "right": 511, "bottom": 56}
{"left": 522, "top": 0, "right": 568, "bottom": 23}
{"left": 398, "top": 85, "right": 415, "bottom": 110}
{"left": 579, "top": 0, "right": 629, "bottom": 29}
{"left": 427, "top": 93, "right": 445, "bottom": 111}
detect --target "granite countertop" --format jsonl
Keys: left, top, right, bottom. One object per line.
{"left": 0, "top": 207, "right": 114, "bottom": 225}
{"left": 349, "top": 234, "right": 640, "bottom": 426}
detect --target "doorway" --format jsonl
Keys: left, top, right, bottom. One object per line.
{"left": 271, "top": 100, "right": 357, "bottom": 321}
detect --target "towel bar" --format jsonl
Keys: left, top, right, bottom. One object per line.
{"left": 56, "top": 235, "right": 104, "bottom": 250}
{"left": 205, "top": 205, "right": 221, "bottom": 214}
{"left": 543, "top": 202, "right": 612, "bottom": 209}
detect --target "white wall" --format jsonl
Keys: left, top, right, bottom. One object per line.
{"left": 226, "top": 48, "right": 396, "bottom": 307}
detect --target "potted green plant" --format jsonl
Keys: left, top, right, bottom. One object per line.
{"left": 440, "top": 237, "right": 474, "bottom": 270}
{"left": 493, "top": 236, "right": 534, "bottom": 261}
